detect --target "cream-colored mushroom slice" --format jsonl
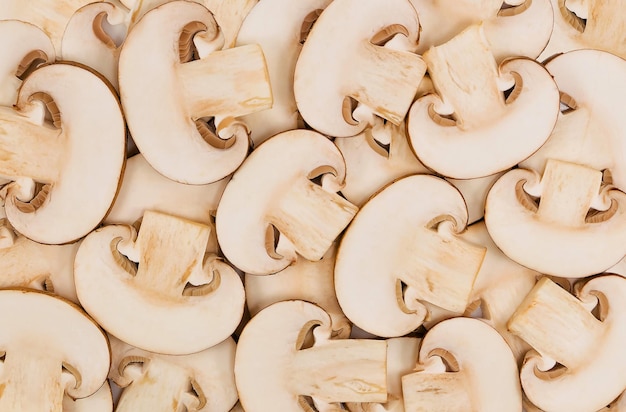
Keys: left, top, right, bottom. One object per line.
{"left": 109, "top": 335, "right": 238, "bottom": 411}
{"left": 0, "top": 20, "right": 54, "bottom": 106}
{"left": 216, "top": 129, "right": 358, "bottom": 275}
{"left": 74, "top": 210, "right": 245, "bottom": 355}
{"left": 508, "top": 275, "right": 626, "bottom": 412}
{"left": 335, "top": 175, "right": 486, "bottom": 337}
{"left": 402, "top": 317, "right": 522, "bottom": 411}
{"left": 118, "top": 0, "right": 272, "bottom": 184}
{"left": 486, "top": 158, "right": 626, "bottom": 278}
{"left": 236, "top": 300, "right": 387, "bottom": 410}
{"left": 294, "top": 0, "right": 427, "bottom": 138}
{"left": 245, "top": 242, "right": 351, "bottom": 338}
{"left": 0, "top": 288, "right": 110, "bottom": 411}
{"left": 447, "top": 173, "right": 504, "bottom": 224}
{"left": 236, "top": 0, "right": 332, "bottom": 146}
{"left": 64, "top": 382, "right": 113, "bottom": 412}
{"left": 0, "top": 62, "right": 125, "bottom": 244}
{"left": 407, "top": 24, "right": 559, "bottom": 179}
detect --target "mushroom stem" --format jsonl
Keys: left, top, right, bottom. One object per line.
{"left": 268, "top": 180, "right": 358, "bottom": 261}
{"left": 402, "top": 372, "right": 471, "bottom": 411}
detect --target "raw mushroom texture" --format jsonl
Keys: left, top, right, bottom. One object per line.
{"left": 2, "top": 0, "right": 626, "bottom": 411}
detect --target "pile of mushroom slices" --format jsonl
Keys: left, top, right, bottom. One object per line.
{"left": 2, "top": 0, "right": 626, "bottom": 411}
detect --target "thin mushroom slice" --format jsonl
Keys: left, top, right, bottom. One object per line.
{"left": 407, "top": 24, "right": 560, "bottom": 179}
{"left": 74, "top": 210, "right": 245, "bottom": 355}
{"left": 109, "top": 335, "right": 238, "bottom": 412}
{"left": 485, "top": 158, "right": 626, "bottom": 278}
{"left": 335, "top": 175, "right": 486, "bottom": 337}
{"left": 118, "top": 0, "right": 272, "bottom": 184}
{"left": 216, "top": 129, "right": 358, "bottom": 275}
{"left": 0, "top": 288, "right": 110, "bottom": 412}
{"left": 64, "top": 382, "right": 113, "bottom": 412}
{"left": 294, "top": 0, "right": 427, "bottom": 137}
{"left": 508, "top": 275, "right": 626, "bottom": 412}
{"left": 235, "top": 300, "right": 388, "bottom": 410}
{"left": 447, "top": 172, "right": 505, "bottom": 224}
{"left": 402, "top": 318, "right": 522, "bottom": 412}
{"left": 0, "top": 62, "right": 126, "bottom": 244}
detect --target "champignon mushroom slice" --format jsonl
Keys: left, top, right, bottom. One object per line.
{"left": 294, "top": 0, "right": 427, "bottom": 137}
{"left": 119, "top": 0, "right": 272, "bottom": 184}
{"left": 235, "top": 300, "right": 387, "bottom": 410}
{"left": 63, "top": 382, "right": 113, "bottom": 412}
{"left": 486, "top": 159, "right": 626, "bottom": 278}
{"left": 335, "top": 175, "right": 486, "bottom": 337}
{"left": 74, "top": 210, "right": 245, "bottom": 354}
{"left": 447, "top": 173, "right": 505, "bottom": 224}
{"left": 109, "top": 335, "right": 237, "bottom": 411}
{"left": 216, "top": 129, "right": 357, "bottom": 275}
{"left": 508, "top": 275, "right": 626, "bottom": 412}
{"left": 407, "top": 24, "right": 559, "bottom": 179}
{"left": 0, "top": 62, "right": 125, "bottom": 244}
{"left": 236, "top": 0, "right": 332, "bottom": 146}
{"left": 0, "top": 289, "right": 109, "bottom": 411}
{"left": 0, "top": 20, "right": 54, "bottom": 106}
{"left": 402, "top": 318, "right": 522, "bottom": 411}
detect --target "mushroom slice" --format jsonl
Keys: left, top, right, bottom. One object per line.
{"left": 447, "top": 173, "right": 505, "bottom": 224}
{"left": 216, "top": 129, "right": 358, "bottom": 275}
{"left": 74, "top": 210, "right": 245, "bottom": 354}
{"left": 335, "top": 175, "right": 486, "bottom": 337}
{"left": 402, "top": 318, "right": 522, "bottom": 411}
{"left": 0, "top": 62, "right": 125, "bottom": 244}
{"left": 485, "top": 158, "right": 626, "bottom": 277}
{"left": 118, "top": 0, "right": 272, "bottom": 184}
{"left": 0, "top": 20, "right": 54, "bottom": 106}
{"left": 236, "top": 0, "right": 332, "bottom": 146}
{"left": 64, "top": 382, "right": 113, "bottom": 412}
{"left": 245, "top": 242, "right": 351, "bottom": 338}
{"left": 294, "top": 0, "right": 427, "bottom": 137}
{"left": 0, "top": 288, "right": 110, "bottom": 411}
{"left": 235, "top": 300, "right": 387, "bottom": 410}
{"left": 508, "top": 275, "right": 626, "bottom": 412}
{"left": 109, "top": 335, "right": 237, "bottom": 411}
{"left": 407, "top": 24, "right": 559, "bottom": 179}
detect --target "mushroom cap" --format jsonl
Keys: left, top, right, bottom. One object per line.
{"left": 64, "top": 382, "right": 113, "bottom": 412}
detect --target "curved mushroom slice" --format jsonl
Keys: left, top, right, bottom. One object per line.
{"left": 118, "top": 0, "right": 272, "bottom": 184}
{"left": 485, "top": 158, "right": 626, "bottom": 278}
{"left": 236, "top": 0, "right": 332, "bottom": 146}
{"left": 245, "top": 242, "right": 351, "bottom": 338}
{"left": 0, "top": 289, "right": 110, "bottom": 411}
{"left": 235, "top": 300, "right": 387, "bottom": 410}
{"left": 402, "top": 318, "right": 522, "bottom": 411}
{"left": 216, "top": 129, "right": 358, "bottom": 275}
{"left": 508, "top": 275, "right": 626, "bottom": 412}
{"left": 0, "top": 62, "right": 125, "bottom": 244}
{"left": 335, "top": 175, "right": 486, "bottom": 337}
{"left": 407, "top": 24, "right": 559, "bottom": 179}
{"left": 294, "top": 0, "right": 427, "bottom": 138}
{"left": 74, "top": 210, "right": 245, "bottom": 355}
{"left": 109, "top": 335, "right": 238, "bottom": 411}
{"left": 447, "top": 173, "right": 504, "bottom": 224}
{"left": 0, "top": 20, "right": 54, "bottom": 106}
{"left": 64, "top": 382, "right": 113, "bottom": 412}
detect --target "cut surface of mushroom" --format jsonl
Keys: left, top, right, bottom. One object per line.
{"left": 216, "top": 129, "right": 358, "bottom": 275}
{"left": 294, "top": 0, "right": 427, "bottom": 137}
{"left": 508, "top": 275, "right": 626, "bottom": 412}
{"left": 118, "top": 0, "right": 272, "bottom": 184}
{"left": 235, "top": 300, "right": 387, "bottom": 410}
{"left": 74, "top": 210, "right": 245, "bottom": 354}
{"left": 64, "top": 382, "right": 113, "bottom": 412}
{"left": 0, "top": 62, "right": 126, "bottom": 244}
{"left": 335, "top": 175, "right": 486, "bottom": 337}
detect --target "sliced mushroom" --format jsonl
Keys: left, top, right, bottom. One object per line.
{"left": 508, "top": 275, "right": 626, "bottom": 412}
{"left": 109, "top": 335, "right": 238, "bottom": 411}
{"left": 0, "top": 288, "right": 110, "bottom": 411}
{"left": 64, "top": 383, "right": 113, "bottom": 412}
{"left": 0, "top": 62, "right": 125, "bottom": 244}
{"left": 294, "top": 0, "right": 427, "bottom": 137}
{"left": 447, "top": 173, "right": 505, "bottom": 224}
{"left": 235, "top": 300, "right": 387, "bottom": 410}
{"left": 485, "top": 158, "right": 626, "bottom": 277}
{"left": 118, "top": 0, "right": 272, "bottom": 184}
{"left": 407, "top": 24, "right": 559, "bottom": 179}
{"left": 216, "top": 129, "right": 358, "bottom": 275}
{"left": 74, "top": 210, "right": 245, "bottom": 354}
{"left": 335, "top": 175, "right": 486, "bottom": 337}
{"left": 402, "top": 317, "right": 522, "bottom": 411}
